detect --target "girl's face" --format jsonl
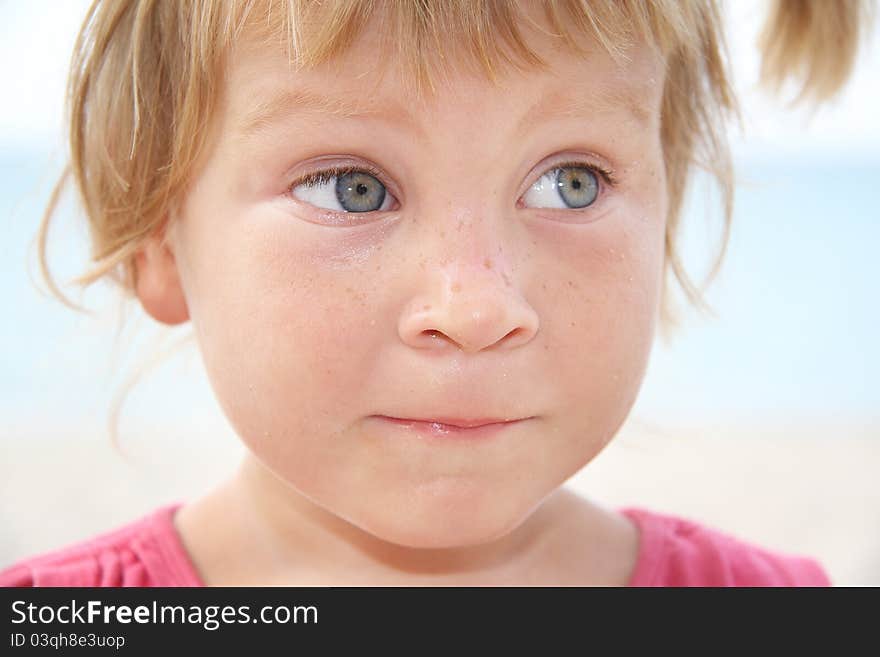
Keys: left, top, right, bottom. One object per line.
{"left": 144, "top": 11, "right": 667, "bottom": 548}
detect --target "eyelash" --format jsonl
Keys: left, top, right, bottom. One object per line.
{"left": 549, "top": 160, "right": 618, "bottom": 188}
{"left": 288, "top": 159, "right": 618, "bottom": 211}
{"left": 291, "top": 163, "right": 387, "bottom": 192}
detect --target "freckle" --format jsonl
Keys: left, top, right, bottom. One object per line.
{"left": 542, "top": 282, "right": 547, "bottom": 290}
{"left": 483, "top": 258, "right": 493, "bottom": 269}
{"left": 422, "top": 304, "right": 431, "bottom": 311}
{"left": 440, "top": 231, "right": 446, "bottom": 238}
{"left": 502, "top": 272, "right": 511, "bottom": 286}
{"left": 570, "top": 321, "right": 576, "bottom": 326}
{"left": 451, "top": 282, "right": 461, "bottom": 293}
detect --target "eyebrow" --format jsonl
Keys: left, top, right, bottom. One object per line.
{"left": 521, "top": 87, "right": 653, "bottom": 130}
{"left": 235, "top": 83, "right": 653, "bottom": 142}
{"left": 237, "top": 87, "right": 427, "bottom": 140}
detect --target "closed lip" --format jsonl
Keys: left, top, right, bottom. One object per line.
{"left": 376, "top": 415, "right": 528, "bottom": 428}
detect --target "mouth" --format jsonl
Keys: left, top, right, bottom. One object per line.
{"left": 372, "top": 415, "right": 531, "bottom": 439}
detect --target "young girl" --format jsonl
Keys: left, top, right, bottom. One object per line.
{"left": 1, "top": 0, "right": 871, "bottom": 587}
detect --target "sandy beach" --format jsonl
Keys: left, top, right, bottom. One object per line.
{"left": 2, "top": 414, "right": 878, "bottom": 585}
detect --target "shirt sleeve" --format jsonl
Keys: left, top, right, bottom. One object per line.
{"left": 0, "top": 542, "right": 151, "bottom": 587}
{"left": 622, "top": 506, "right": 833, "bottom": 587}
{"left": 0, "top": 504, "right": 200, "bottom": 587}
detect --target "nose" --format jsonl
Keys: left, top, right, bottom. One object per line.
{"left": 397, "top": 218, "right": 540, "bottom": 354}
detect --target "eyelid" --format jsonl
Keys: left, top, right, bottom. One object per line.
{"left": 542, "top": 158, "right": 618, "bottom": 189}
{"left": 289, "top": 162, "right": 391, "bottom": 195}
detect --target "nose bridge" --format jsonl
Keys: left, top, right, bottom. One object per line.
{"left": 439, "top": 202, "right": 505, "bottom": 269}
{"left": 420, "top": 189, "right": 515, "bottom": 295}
{"left": 406, "top": 132, "right": 509, "bottom": 269}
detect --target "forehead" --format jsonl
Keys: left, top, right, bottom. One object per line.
{"left": 224, "top": 2, "right": 664, "bottom": 139}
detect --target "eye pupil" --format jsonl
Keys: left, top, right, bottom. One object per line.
{"left": 356, "top": 183, "right": 368, "bottom": 195}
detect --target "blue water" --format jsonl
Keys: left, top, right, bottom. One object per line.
{"left": 638, "top": 157, "right": 880, "bottom": 422}
{"left": 1, "top": 145, "right": 878, "bottom": 431}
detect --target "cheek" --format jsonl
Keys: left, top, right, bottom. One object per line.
{"left": 534, "top": 210, "right": 664, "bottom": 437}
{"left": 179, "top": 212, "right": 378, "bottom": 455}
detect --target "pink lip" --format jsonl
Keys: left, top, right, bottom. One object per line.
{"left": 374, "top": 415, "right": 527, "bottom": 439}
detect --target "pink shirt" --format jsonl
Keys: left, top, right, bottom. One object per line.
{"left": 0, "top": 503, "right": 831, "bottom": 586}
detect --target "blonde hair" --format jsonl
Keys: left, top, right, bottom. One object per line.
{"left": 37, "top": 0, "right": 872, "bottom": 334}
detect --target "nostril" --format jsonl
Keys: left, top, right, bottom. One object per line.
{"left": 504, "top": 328, "right": 521, "bottom": 341}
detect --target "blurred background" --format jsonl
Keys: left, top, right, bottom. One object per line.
{"left": 1, "top": 0, "right": 878, "bottom": 584}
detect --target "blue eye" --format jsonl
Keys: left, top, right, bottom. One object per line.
{"left": 522, "top": 164, "right": 603, "bottom": 210}
{"left": 291, "top": 166, "right": 395, "bottom": 213}
{"left": 290, "top": 160, "right": 613, "bottom": 216}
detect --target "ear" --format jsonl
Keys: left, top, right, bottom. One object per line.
{"left": 133, "top": 231, "right": 190, "bottom": 325}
